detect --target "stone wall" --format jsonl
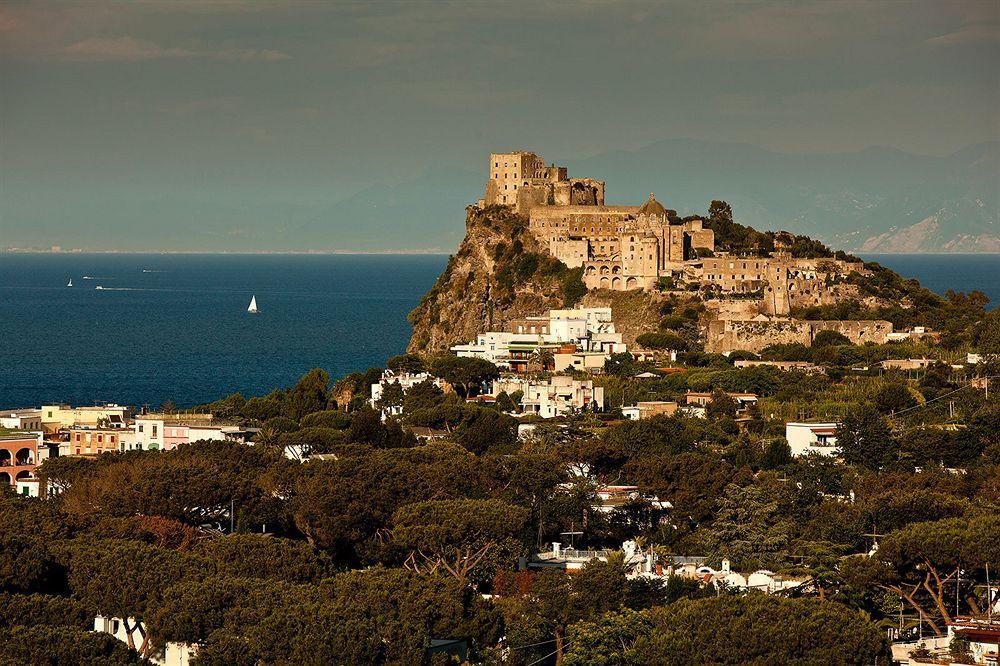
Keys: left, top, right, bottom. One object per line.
{"left": 705, "top": 318, "right": 893, "bottom": 353}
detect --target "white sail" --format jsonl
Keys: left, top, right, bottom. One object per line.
{"left": 67, "top": 278, "right": 73, "bottom": 287}
{"left": 248, "top": 295, "right": 258, "bottom": 313}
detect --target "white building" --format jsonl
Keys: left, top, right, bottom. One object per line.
{"left": 451, "top": 307, "right": 626, "bottom": 370}
{"left": 785, "top": 422, "right": 839, "bottom": 457}
{"left": 494, "top": 375, "right": 604, "bottom": 418}
{"left": 369, "top": 369, "right": 447, "bottom": 416}
{"left": 0, "top": 409, "right": 42, "bottom": 431}
{"left": 131, "top": 415, "right": 245, "bottom": 451}
{"left": 622, "top": 401, "right": 679, "bottom": 421}
{"left": 94, "top": 615, "right": 197, "bottom": 666}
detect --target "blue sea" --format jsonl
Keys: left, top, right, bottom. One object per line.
{"left": 0, "top": 252, "right": 996, "bottom": 408}
{"left": 0, "top": 254, "right": 447, "bottom": 408}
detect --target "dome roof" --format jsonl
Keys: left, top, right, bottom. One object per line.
{"left": 637, "top": 192, "right": 667, "bottom": 218}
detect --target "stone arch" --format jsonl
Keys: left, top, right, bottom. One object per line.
{"left": 0, "top": 472, "right": 10, "bottom": 485}
{"left": 626, "top": 277, "right": 638, "bottom": 289}
{"left": 15, "top": 470, "right": 32, "bottom": 481}
{"left": 612, "top": 265, "right": 621, "bottom": 275}
{"left": 0, "top": 449, "right": 10, "bottom": 466}
{"left": 611, "top": 277, "right": 621, "bottom": 290}
{"left": 600, "top": 265, "right": 610, "bottom": 275}
{"left": 585, "top": 265, "right": 596, "bottom": 275}
{"left": 14, "top": 448, "right": 32, "bottom": 465}
{"left": 600, "top": 276, "right": 610, "bottom": 289}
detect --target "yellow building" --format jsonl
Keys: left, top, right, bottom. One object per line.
{"left": 40, "top": 404, "right": 131, "bottom": 433}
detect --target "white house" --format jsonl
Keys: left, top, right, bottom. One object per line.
{"left": 369, "top": 369, "right": 447, "bottom": 416}
{"left": 94, "top": 615, "right": 196, "bottom": 666}
{"left": 0, "top": 409, "right": 42, "bottom": 431}
{"left": 494, "top": 375, "right": 604, "bottom": 418}
{"left": 785, "top": 422, "right": 839, "bottom": 457}
{"left": 451, "top": 307, "right": 626, "bottom": 370}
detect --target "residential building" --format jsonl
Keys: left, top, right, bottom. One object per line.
{"left": 684, "top": 392, "right": 758, "bottom": 414}
{"left": 786, "top": 422, "right": 839, "bottom": 457}
{"left": 622, "top": 401, "right": 679, "bottom": 420}
{"left": 878, "top": 358, "right": 936, "bottom": 371}
{"left": 493, "top": 375, "right": 604, "bottom": 418}
{"left": 0, "top": 409, "right": 43, "bottom": 431}
{"left": 132, "top": 413, "right": 245, "bottom": 451}
{"left": 452, "top": 307, "right": 626, "bottom": 372}
{"left": 94, "top": 615, "right": 197, "bottom": 666}
{"left": 370, "top": 370, "right": 448, "bottom": 416}
{"left": 0, "top": 432, "right": 41, "bottom": 495}
{"left": 733, "top": 360, "right": 825, "bottom": 373}
{"left": 65, "top": 426, "right": 125, "bottom": 456}
{"left": 40, "top": 404, "right": 131, "bottom": 433}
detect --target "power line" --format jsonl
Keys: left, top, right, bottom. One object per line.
{"left": 890, "top": 376, "right": 997, "bottom": 419}
{"left": 526, "top": 641, "right": 572, "bottom": 666}
{"left": 507, "top": 638, "right": 559, "bottom": 651}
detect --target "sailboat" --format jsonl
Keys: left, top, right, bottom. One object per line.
{"left": 247, "top": 295, "right": 259, "bottom": 314}
{"left": 66, "top": 278, "right": 73, "bottom": 287}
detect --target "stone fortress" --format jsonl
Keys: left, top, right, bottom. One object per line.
{"left": 479, "top": 151, "right": 713, "bottom": 291}
{"left": 476, "top": 150, "right": 892, "bottom": 352}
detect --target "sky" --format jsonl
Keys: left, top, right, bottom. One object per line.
{"left": 1, "top": 0, "right": 998, "bottom": 251}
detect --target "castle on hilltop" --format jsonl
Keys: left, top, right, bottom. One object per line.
{"left": 478, "top": 151, "right": 714, "bottom": 291}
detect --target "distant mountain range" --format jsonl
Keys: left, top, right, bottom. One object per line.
{"left": 570, "top": 139, "right": 999, "bottom": 254}
{"left": 295, "top": 138, "right": 998, "bottom": 254}
{"left": 8, "top": 140, "right": 995, "bottom": 253}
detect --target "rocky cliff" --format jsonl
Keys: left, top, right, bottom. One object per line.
{"left": 407, "top": 205, "right": 586, "bottom": 354}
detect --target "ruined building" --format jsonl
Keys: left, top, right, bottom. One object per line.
{"left": 700, "top": 255, "right": 869, "bottom": 316}
{"left": 479, "top": 151, "right": 714, "bottom": 291}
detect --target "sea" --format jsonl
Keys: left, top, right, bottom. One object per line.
{"left": 0, "top": 252, "right": 996, "bottom": 409}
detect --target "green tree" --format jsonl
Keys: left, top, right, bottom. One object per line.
{"left": 813, "top": 330, "right": 852, "bottom": 347}
{"left": 706, "top": 389, "right": 737, "bottom": 418}
{"left": 837, "top": 406, "right": 897, "bottom": 470}
{"left": 58, "top": 538, "right": 199, "bottom": 655}
{"left": 0, "top": 625, "right": 140, "bottom": 665}
{"left": 874, "top": 382, "right": 918, "bottom": 414}
{"left": 284, "top": 368, "right": 331, "bottom": 420}
{"left": 636, "top": 332, "right": 688, "bottom": 351}
{"left": 631, "top": 596, "right": 886, "bottom": 665}
{"left": 195, "top": 534, "right": 333, "bottom": 583}
{"left": 0, "top": 593, "right": 91, "bottom": 629}
{"left": 386, "top": 353, "right": 425, "bottom": 374}
{"left": 703, "top": 477, "right": 794, "bottom": 569}
{"left": 564, "top": 608, "right": 652, "bottom": 666}
{"left": 429, "top": 356, "right": 498, "bottom": 399}
{"left": 402, "top": 379, "right": 447, "bottom": 413}
{"left": 391, "top": 499, "right": 529, "bottom": 583}
{"left": 376, "top": 381, "right": 405, "bottom": 413}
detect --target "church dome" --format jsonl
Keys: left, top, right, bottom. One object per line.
{"left": 637, "top": 192, "right": 667, "bottom": 218}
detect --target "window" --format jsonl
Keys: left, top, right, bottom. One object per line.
{"left": 152, "top": 425, "right": 158, "bottom": 438}
{"left": 138, "top": 424, "right": 144, "bottom": 433}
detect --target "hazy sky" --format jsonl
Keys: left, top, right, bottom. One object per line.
{"left": 1, "top": 0, "right": 998, "bottom": 250}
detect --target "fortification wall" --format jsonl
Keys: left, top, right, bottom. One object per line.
{"left": 705, "top": 318, "right": 893, "bottom": 353}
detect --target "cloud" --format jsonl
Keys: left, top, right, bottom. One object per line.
{"left": 61, "top": 36, "right": 291, "bottom": 62}
{"left": 926, "top": 22, "right": 1000, "bottom": 46}
{"left": 64, "top": 36, "right": 196, "bottom": 61}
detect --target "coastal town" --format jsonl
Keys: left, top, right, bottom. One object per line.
{"left": 2, "top": 151, "right": 997, "bottom": 666}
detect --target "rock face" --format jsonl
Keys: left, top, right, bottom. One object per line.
{"left": 407, "top": 205, "right": 580, "bottom": 354}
